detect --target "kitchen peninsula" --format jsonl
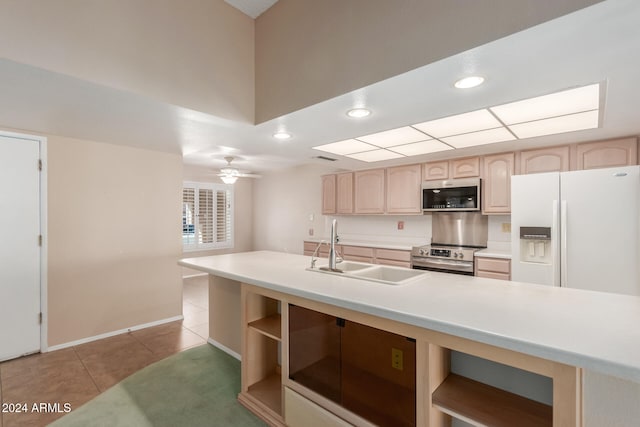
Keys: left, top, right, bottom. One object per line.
{"left": 179, "top": 251, "right": 640, "bottom": 427}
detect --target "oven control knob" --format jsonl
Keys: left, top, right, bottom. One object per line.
{"left": 419, "top": 249, "right": 425, "bottom": 255}
{"left": 455, "top": 252, "right": 462, "bottom": 258}
{"left": 453, "top": 252, "right": 458, "bottom": 258}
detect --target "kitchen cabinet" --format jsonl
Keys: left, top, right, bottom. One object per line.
{"left": 520, "top": 146, "right": 570, "bottom": 174}
{"left": 423, "top": 160, "right": 449, "bottom": 181}
{"left": 451, "top": 157, "right": 481, "bottom": 178}
{"left": 354, "top": 168, "right": 386, "bottom": 214}
{"left": 375, "top": 248, "right": 411, "bottom": 268}
{"left": 288, "top": 304, "right": 416, "bottom": 427}
{"left": 303, "top": 241, "right": 342, "bottom": 259}
{"left": 482, "top": 152, "right": 515, "bottom": 214}
{"left": 423, "top": 157, "right": 480, "bottom": 181}
{"left": 336, "top": 172, "right": 354, "bottom": 214}
{"left": 475, "top": 257, "right": 511, "bottom": 280}
{"left": 238, "top": 286, "right": 285, "bottom": 426}
{"left": 386, "top": 164, "right": 422, "bottom": 214}
{"left": 575, "top": 137, "right": 638, "bottom": 170}
{"left": 341, "top": 245, "right": 375, "bottom": 263}
{"left": 321, "top": 174, "right": 336, "bottom": 214}
{"left": 304, "top": 241, "right": 410, "bottom": 268}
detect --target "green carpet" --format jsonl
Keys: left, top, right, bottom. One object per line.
{"left": 51, "top": 345, "right": 267, "bottom": 427}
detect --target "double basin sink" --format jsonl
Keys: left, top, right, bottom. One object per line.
{"left": 306, "top": 260, "right": 427, "bottom": 285}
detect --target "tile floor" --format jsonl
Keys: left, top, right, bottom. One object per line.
{"left": 0, "top": 275, "right": 209, "bottom": 427}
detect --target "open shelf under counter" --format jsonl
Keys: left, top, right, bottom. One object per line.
{"left": 432, "top": 373, "right": 552, "bottom": 427}
{"left": 248, "top": 313, "right": 282, "bottom": 341}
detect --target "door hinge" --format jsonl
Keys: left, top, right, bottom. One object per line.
{"left": 38, "top": 235, "right": 43, "bottom": 246}
{"left": 39, "top": 312, "right": 43, "bottom": 324}
{"left": 38, "top": 159, "right": 42, "bottom": 171}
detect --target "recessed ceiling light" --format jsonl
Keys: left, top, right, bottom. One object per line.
{"left": 347, "top": 108, "right": 371, "bottom": 118}
{"left": 454, "top": 76, "right": 485, "bottom": 89}
{"left": 273, "top": 131, "right": 292, "bottom": 140}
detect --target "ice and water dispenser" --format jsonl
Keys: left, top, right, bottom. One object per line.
{"left": 519, "top": 227, "right": 552, "bottom": 264}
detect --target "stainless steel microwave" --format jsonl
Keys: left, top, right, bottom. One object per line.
{"left": 422, "top": 178, "right": 481, "bottom": 211}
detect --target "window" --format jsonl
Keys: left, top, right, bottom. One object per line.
{"left": 182, "top": 182, "right": 233, "bottom": 251}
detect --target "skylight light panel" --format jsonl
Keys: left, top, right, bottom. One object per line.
{"left": 508, "top": 110, "right": 599, "bottom": 139}
{"left": 412, "top": 109, "right": 502, "bottom": 138}
{"left": 345, "top": 149, "right": 405, "bottom": 162}
{"left": 357, "top": 126, "right": 431, "bottom": 147}
{"left": 490, "top": 83, "right": 600, "bottom": 125}
{"left": 441, "top": 127, "right": 516, "bottom": 148}
{"left": 389, "top": 140, "right": 453, "bottom": 156}
{"left": 312, "top": 139, "right": 377, "bottom": 155}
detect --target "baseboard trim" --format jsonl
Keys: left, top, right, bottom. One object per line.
{"left": 207, "top": 337, "right": 241, "bottom": 361}
{"left": 47, "top": 315, "right": 184, "bottom": 352}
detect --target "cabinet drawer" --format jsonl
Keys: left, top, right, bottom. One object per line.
{"left": 476, "top": 257, "right": 511, "bottom": 274}
{"left": 375, "top": 248, "right": 410, "bottom": 262}
{"left": 376, "top": 259, "right": 411, "bottom": 268}
{"left": 476, "top": 270, "right": 511, "bottom": 281}
{"left": 343, "top": 255, "right": 375, "bottom": 263}
{"left": 304, "top": 242, "right": 317, "bottom": 253}
{"left": 342, "top": 245, "right": 375, "bottom": 258}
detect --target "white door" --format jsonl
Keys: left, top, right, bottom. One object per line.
{"left": 561, "top": 166, "right": 640, "bottom": 295}
{"left": 0, "top": 134, "right": 41, "bottom": 361}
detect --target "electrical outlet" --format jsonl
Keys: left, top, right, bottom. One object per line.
{"left": 397, "top": 221, "right": 404, "bottom": 230}
{"left": 502, "top": 223, "right": 511, "bottom": 233}
{"left": 308, "top": 228, "right": 314, "bottom": 236}
{"left": 391, "top": 348, "right": 403, "bottom": 370}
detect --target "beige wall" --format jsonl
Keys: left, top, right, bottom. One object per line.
{"left": 46, "top": 133, "right": 183, "bottom": 346}
{"left": 0, "top": 0, "right": 255, "bottom": 123}
{"left": 181, "top": 165, "right": 254, "bottom": 277}
{"left": 255, "top": 0, "right": 602, "bottom": 123}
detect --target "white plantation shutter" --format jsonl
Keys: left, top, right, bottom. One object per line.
{"left": 183, "top": 182, "right": 233, "bottom": 250}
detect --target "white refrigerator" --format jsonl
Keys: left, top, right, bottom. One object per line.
{"left": 511, "top": 165, "right": 640, "bottom": 296}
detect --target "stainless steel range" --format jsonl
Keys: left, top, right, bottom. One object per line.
{"left": 411, "top": 212, "right": 488, "bottom": 276}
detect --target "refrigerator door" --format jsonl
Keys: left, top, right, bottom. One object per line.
{"left": 511, "top": 172, "right": 560, "bottom": 286}
{"left": 560, "top": 165, "right": 640, "bottom": 295}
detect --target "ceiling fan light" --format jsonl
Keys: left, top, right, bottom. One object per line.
{"left": 220, "top": 175, "right": 238, "bottom": 184}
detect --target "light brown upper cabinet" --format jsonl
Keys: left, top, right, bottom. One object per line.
{"left": 423, "top": 157, "right": 480, "bottom": 180}
{"left": 321, "top": 174, "right": 336, "bottom": 214}
{"left": 520, "top": 146, "right": 570, "bottom": 174}
{"left": 386, "top": 164, "right": 422, "bottom": 214}
{"left": 451, "top": 157, "right": 481, "bottom": 178}
{"left": 423, "top": 161, "right": 449, "bottom": 181}
{"left": 336, "top": 172, "right": 354, "bottom": 214}
{"left": 354, "top": 168, "right": 386, "bottom": 214}
{"left": 482, "top": 152, "right": 515, "bottom": 214}
{"left": 575, "top": 137, "right": 638, "bottom": 170}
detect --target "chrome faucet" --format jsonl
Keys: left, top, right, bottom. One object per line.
{"left": 328, "top": 219, "right": 339, "bottom": 270}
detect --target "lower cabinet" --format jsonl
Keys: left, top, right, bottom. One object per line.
{"left": 239, "top": 283, "right": 581, "bottom": 427}
{"left": 475, "top": 256, "right": 511, "bottom": 280}
{"left": 288, "top": 305, "right": 416, "bottom": 427}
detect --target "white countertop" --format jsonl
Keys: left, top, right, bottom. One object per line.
{"left": 475, "top": 248, "right": 512, "bottom": 259}
{"left": 179, "top": 251, "right": 640, "bottom": 383}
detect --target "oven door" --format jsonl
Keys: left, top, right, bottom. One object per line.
{"left": 411, "top": 257, "right": 474, "bottom": 276}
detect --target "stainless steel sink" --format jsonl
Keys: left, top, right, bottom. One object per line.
{"left": 307, "top": 261, "right": 427, "bottom": 285}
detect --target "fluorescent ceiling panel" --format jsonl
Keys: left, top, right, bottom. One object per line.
{"left": 312, "top": 139, "right": 376, "bottom": 155}
{"left": 346, "top": 149, "right": 404, "bottom": 162}
{"left": 491, "top": 83, "right": 600, "bottom": 125}
{"left": 390, "top": 140, "right": 453, "bottom": 156}
{"left": 413, "top": 109, "right": 502, "bottom": 138}
{"left": 441, "top": 127, "right": 516, "bottom": 148}
{"left": 508, "top": 110, "right": 599, "bottom": 139}
{"left": 357, "top": 126, "right": 431, "bottom": 147}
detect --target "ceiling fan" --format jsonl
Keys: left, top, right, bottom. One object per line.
{"left": 217, "top": 156, "right": 261, "bottom": 184}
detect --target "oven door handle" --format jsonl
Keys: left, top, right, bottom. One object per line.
{"left": 413, "top": 258, "right": 472, "bottom": 268}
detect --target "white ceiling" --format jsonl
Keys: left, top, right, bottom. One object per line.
{"left": 0, "top": 0, "right": 639, "bottom": 174}
{"left": 224, "top": 0, "right": 279, "bottom": 19}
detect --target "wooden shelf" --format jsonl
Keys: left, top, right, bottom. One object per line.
{"left": 246, "top": 372, "right": 282, "bottom": 416}
{"left": 248, "top": 314, "right": 281, "bottom": 341}
{"left": 432, "top": 374, "right": 552, "bottom": 427}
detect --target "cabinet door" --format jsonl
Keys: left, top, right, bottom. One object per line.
{"left": 423, "top": 161, "right": 449, "bottom": 181}
{"left": 322, "top": 174, "right": 336, "bottom": 214}
{"left": 354, "top": 169, "right": 386, "bottom": 214}
{"left": 336, "top": 172, "right": 354, "bottom": 214}
{"left": 386, "top": 164, "right": 422, "bottom": 214}
{"left": 520, "top": 146, "right": 569, "bottom": 174}
{"left": 451, "top": 157, "right": 480, "bottom": 178}
{"left": 482, "top": 153, "right": 515, "bottom": 214}
{"left": 576, "top": 137, "right": 638, "bottom": 170}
